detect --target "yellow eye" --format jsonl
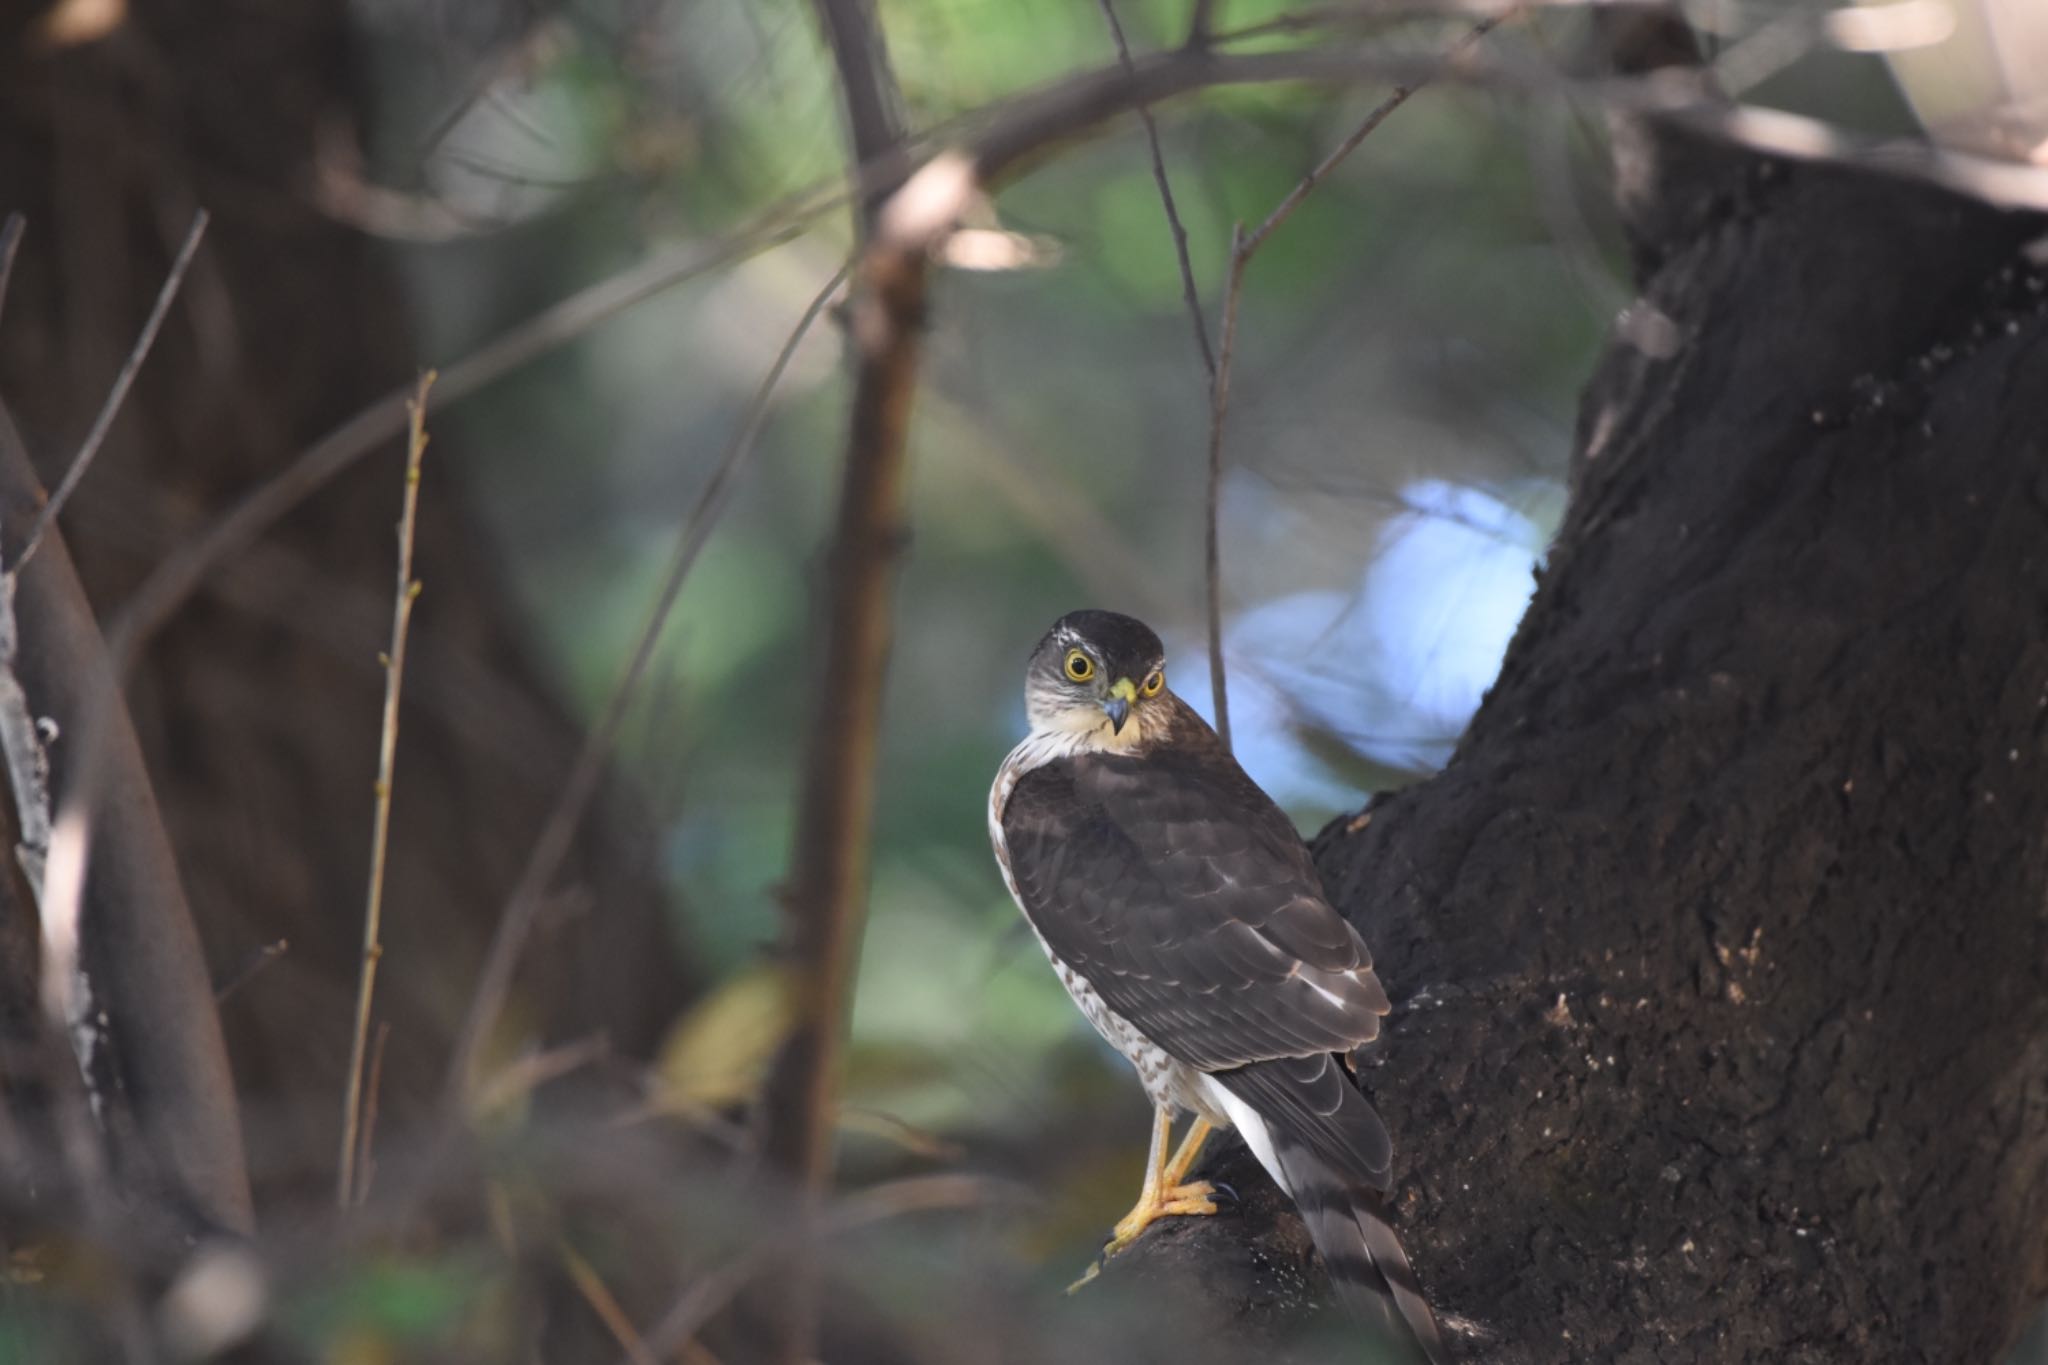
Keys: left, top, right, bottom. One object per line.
{"left": 1141, "top": 670, "right": 1164, "bottom": 697}
{"left": 1063, "top": 649, "right": 1095, "bottom": 682}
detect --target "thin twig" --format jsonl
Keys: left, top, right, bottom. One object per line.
{"left": 837, "top": 1105, "right": 966, "bottom": 1162}
{"left": 1205, "top": 221, "right": 1246, "bottom": 750}
{"left": 1096, "top": 0, "right": 1216, "bottom": 381}
{"left": 338, "top": 369, "right": 435, "bottom": 1209}
{"left": 1247, "top": 17, "right": 1506, "bottom": 254}
{"left": 944, "top": 415, "right": 1174, "bottom": 618}
{"left": 353, "top": 1020, "right": 391, "bottom": 1206}
{"left": 413, "top": 21, "right": 565, "bottom": 167}
{"left": 633, "top": 1174, "right": 1022, "bottom": 1365}
{"left": 469, "top": 1033, "right": 609, "bottom": 1116}
{"left": 0, "top": 214, "right": 25, "bottom": 327}
{"left": 81, "top": 42, "right": 1571, "bottom": 677}
{"left": 103, "top": 207, "right": 828, "bottom": 672}
{"left": 92, "top": 38, "right": 2048, "bottom": 679}
{"left": 114, "top": 50, "right": 1425, "bottom": 676}
{"left": 563, "top": 1242, "right": 660, "bottom": 1365}
{"left": 16, "top": 211, "right": 208, "bottom": 573}
{"left": 213, "top": 938, "right": 289, "bottom": 1005}
{"left": 1209, "top": 0, "right": 1538, "bottom": 46}
{"left": 443, "top": 262, "right": 850, "bottom": 1108}
{"left": 1201, "top": 12, "right": 1512, "bottom": 751}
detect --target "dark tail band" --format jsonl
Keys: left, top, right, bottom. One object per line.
{"left": 1216, "top": 1056, "right": 1447, "bottom": 1363}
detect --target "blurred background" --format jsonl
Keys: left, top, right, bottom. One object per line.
{"left": 374, "top": 0, "right": 1601, "bottom": 1271}
{"left": 4, "top": 0, "right": 2047, "bottom": 1358}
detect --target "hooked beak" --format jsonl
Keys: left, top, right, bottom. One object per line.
{"left": 1104, "top": 677, "right": 1138, "bottom": 734}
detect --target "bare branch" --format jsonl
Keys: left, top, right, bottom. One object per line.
{"left": 961, "top": 36, "right": 2048, "bottom": 215}
{"left": 100, "top": 50, "right": 1377, "bottom": 680}
{"left": 1200, "top": 11, "right": 1513, "bottom": 751}
{"left": 739, "top": 30, "right": 912, "bottom": 1365}
{"left": 634, "top": 1173, "right": 1024, "bottom": 1365}
{"left": 965, "top": 46, "right": 1378, "bottom": 181}
{"left": 1095, "top": 0, "right": 1216, "bottom": 381}
{"left": 757, "top": 157, "right": 971, "bottom": 1365}
{"left": 1205, "top": 221, "right": 1247, "bottom": 750}
{"left": 563, "top": 1240, "right": 660, "bottom": 1365}
{"left": 443, "top": 262, "right": 850, "bottom": 1107}
{"left": 338, "top": 369, "right": 435, "bottom": 1209}
{"left": 1209, "top": 0, "right": 1571, "bottom": 45}
{"left": 1248, "top": 17, "right": 1506, "bottom": 255}
{"left": 469, "top": 1034, "right": 610, "bottom": 1116}
{"left": 16, "top": 211, "right": 208, "bottom": 573}
{"left": 0, "top": 214, "right": 24, "bottom": 326}
{"left": 354, "top": 1019, "right": 390, "bottom": 1205}
{"left": 104, "top": 207, "right": 826, "bottom": 671}
{"left": 213, "top": 937, "right": 289, "bottom": 1005}
{"left": 94, "top": 33, "right": 2048, "bottom": 682}
{"left": 811, "top": 0, "right": 906, "bottom": 227}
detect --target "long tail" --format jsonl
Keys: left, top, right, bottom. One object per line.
{"left": 1208, "top": 1054, "right": 1447, "bottom": 1364}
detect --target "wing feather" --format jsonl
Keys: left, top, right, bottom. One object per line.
{"left": 1000, "top": 717, "right": 1388, "bottom": 1074}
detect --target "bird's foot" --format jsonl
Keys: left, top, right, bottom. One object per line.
{"left": 1063, "top": 1182, "right": 1219, "bottom": 1294}
{"left": 1067, "top": 1113, "right": 1221, "bottom": 1294}
{"left": 1107, "top": 1179, "right": 1219, "bottom": 1252}
{"left": 1065, "top": 1179, "right": 1218, "bottom": 1294}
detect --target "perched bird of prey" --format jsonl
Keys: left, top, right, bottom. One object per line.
{"left": 988, "top": 609, "right": 1444, "bottom": 1362}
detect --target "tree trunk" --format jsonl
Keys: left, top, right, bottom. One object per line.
{"left": 0, "top": 2, "right": 692, "bottom": 1206}
{"left": 1110, "top": 116, "right": 2048, "bottom": 1365}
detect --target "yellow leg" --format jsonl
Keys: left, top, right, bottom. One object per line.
{"left": 1160, "top": 1117, "right": 1212, "bottom": 1189}
{"left": 1069, "top": 1109, "right": 1218, "bottom": 1291}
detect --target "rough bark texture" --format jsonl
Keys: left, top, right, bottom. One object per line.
{"left": 1108, "top": 120, "right": 2048, "bottom": 1364}
{"left": 0, "top": 2, "right": 693, "bottom": 1204}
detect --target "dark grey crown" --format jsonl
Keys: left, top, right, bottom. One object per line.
{"left": 1031, "top": 609, "right": 1165, "bottom": 681}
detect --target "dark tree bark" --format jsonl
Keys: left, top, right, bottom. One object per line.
{"left": 0, "top": 3, "right": 693, "bottom": 1205}
{"left": 0, "top": 432, "right": 255, "bottom": 1238}
{"left": 1108, "top": 114, "right": 2048, "bottom": 1365}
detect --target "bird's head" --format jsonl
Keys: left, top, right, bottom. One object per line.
{"left": 1024, "top": 609, "right": 1170, "bottom": 748}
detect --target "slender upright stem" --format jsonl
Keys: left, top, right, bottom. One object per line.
{"left": 337, "top": 370, "right": 434, "bottom": 1208}
{"left": 1199, "top": 12, "right": 1512, "bottom": 751}
{"left": 0, "top": 214, "right": 25, "bottom": 326}
{"left": 1205, "top": 224, "right": 1246, "bottom": 750}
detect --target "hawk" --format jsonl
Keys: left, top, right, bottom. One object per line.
{"left": 988, "top": 609, "right": 1444, "bottom": 1361}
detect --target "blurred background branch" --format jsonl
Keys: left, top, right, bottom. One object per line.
{"left": 759, "top": 5, "right": 912, "bottom": 1358}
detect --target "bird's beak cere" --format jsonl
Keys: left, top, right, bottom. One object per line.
{"left": 1104, "top": 677, "right": 1138, "bottom": 733}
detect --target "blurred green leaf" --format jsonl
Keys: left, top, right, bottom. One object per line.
{"left": 281, "top": 1254, "right": 495, "bottom": 1355}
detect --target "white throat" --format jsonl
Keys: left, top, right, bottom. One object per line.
{"left": 1020, "top": 702, "right": 1147, "bottom": 755}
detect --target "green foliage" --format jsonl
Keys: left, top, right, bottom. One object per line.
{"left": 280, "top": 1253, "right": 500, "bottom": 1355}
